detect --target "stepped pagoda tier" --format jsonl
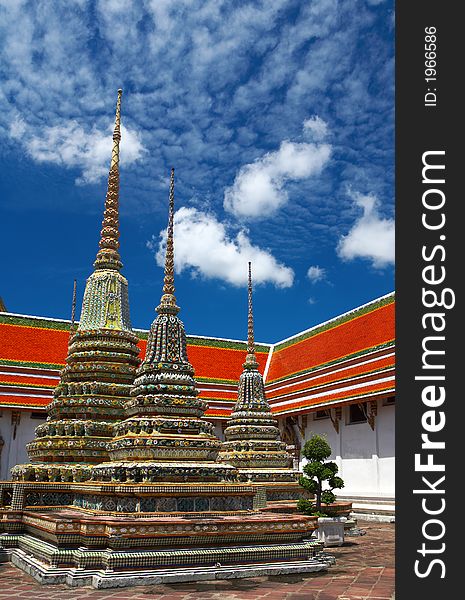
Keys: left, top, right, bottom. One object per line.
{"left": 92, "top": 169, "right": 236, "bottom": 484}
{"left": 10, "top": 90, "right": 140, "bottom": 483}
{"left": 218, "top": 263, "right": 301, "bottom": 500}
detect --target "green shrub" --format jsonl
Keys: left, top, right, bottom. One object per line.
{"left": 298, "top": 434, "right": 345, "bottom": 514}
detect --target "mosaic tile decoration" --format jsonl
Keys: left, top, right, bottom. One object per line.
{"left": 218, "top": 264, "right": 299, "bottom": 491}
{"left": 11, "top": 91, "right": 141, "bottom": 484}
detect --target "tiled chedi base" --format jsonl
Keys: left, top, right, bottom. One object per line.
{"left": 261, "top": 481, "right": 309, "bottom": 502}
{"left": 0, "top": 481, "right": 330, "bottom": 588}
{"left": 0, "top": 481, "right": 263, "bottom": 513}
{"left": 0, "top": 512, "right": 327, "bottom": 588}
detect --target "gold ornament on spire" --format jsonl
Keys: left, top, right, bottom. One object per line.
{"left": 110, "top": 89, "right": 122, "bottom": 169}
{"left": 94, "top": 89, "right": 123, "bottom": 271}
{"left": 70, "top": 278, "right": 77, "bottom": 333}
{"left": 163, "top": 168, "right": 175, "bottom": 295}
{"left": 247, "top": 262, "right": 255, "bottom": 354}
{"left": 244, "top": 262, "right": 259, "bottom": 369}
{"left": 157, "top": 167, "right": 179, "bottom": 314}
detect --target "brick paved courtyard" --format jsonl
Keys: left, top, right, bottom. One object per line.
{"left": 0, "top": 521, "right": 394, "bottom": 600}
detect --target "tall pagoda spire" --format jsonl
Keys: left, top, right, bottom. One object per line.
{"left": 69, "top": 278, "right": 77, "bottom": 336}
{"left": 244, "top": 261, "right": 259, "bottom": 369}
{"left": 218, "top": 262, "right": 298, "bottom": 490}
{"left": 92, "top": 169, "right": 236, "bottom": 484}
{"left": 163, "top": 167, "right": 175, "bottom": 296}
{"left": 94, "top": 89, "right": 123, "bottom": 272}
{"left": 12, "top": 90, "right": 140, "bottom": 484}
{"left": 70, "top": 279, "right": 77, "bottom": 326}
{"left": 77, "top": 90, "right": 132, "bottom": 332}
{"left": 156, "top": 168, "right": 179, "bottom": 315}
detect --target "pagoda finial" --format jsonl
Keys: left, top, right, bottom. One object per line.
{"left": 247, "top": 262, "right": 255, "bottom": 354}
{"left": 157, "top": 167, "right": 179, "bottom": 314}
{"left": 71, "top": 279, "right": 77, "bottom": 323}
{"left": 164, "top": 168, "right": 175, "bottom": 295}
{"left": 244, "top": 262, "right": 259, "bottom": 369}
{"left": 94, "top": 89, "right": 123, "bottom": 271}
{"left": 70, "top": 279, "right": 77, "bottom": 332}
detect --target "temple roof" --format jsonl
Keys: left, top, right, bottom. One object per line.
{"left": 265, "top": 293, "right": 395, "bottom": 415}
{"left": 0, "top": 312, "right": 270, "bottom": 414}
{"left": 0, "top": 291, "right": 394, "bottom": 416}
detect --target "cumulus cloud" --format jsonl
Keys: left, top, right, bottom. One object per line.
{"left": 307, "top": 265, "right": 326, "bottom": 283}
{"left": 149, "top": 207, "right": 294, "bottom": 287}
{"left": 10, "top": 121, "right": 145, "bottom": 184}
{"left": 337, "top": 192, "right": 394, "bottom": 268}
{"left": 223, "top": 118, "right": 331, "bottom": 218}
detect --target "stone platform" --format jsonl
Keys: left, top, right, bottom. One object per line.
{"left": 3, "top": 548, "right": 331, "bottom": 588}
{"left": 0, "top": 520, "right": 395, "bottom": 598}
{"left": 0, "top": 507, "right": 327, "bottom": 588}
{"left": 0, "top": 508, "right": 319, "bottom": 549}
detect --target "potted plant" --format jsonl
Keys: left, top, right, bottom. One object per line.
{"left": 297, "top": 434, "right": 349, "bottom": 546}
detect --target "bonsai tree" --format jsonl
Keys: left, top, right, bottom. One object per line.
{"left": 297, "top": 434, "right": 344, "bottom": 516}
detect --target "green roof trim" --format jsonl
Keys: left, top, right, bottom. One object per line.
{"left": 203, "top": 398, "right": 236, "bottom": 404}
{"left": 0, "top": 314, "right": 72, "bottom": 332}
{"left": 136, "top": 328, "right": 269, "bottom": 351}
{"left": 0, "top": 380, "right": 55, "bottom": 389}
{"left": 196, "top": 376, "right": 238, "bottom": 385}
{"left": 185, "top": 337, "right": 270, "bottom": 352}
{"left": 0, "top": 358, "right": 64, "bottom": 370}
{"left": 0, "top": 314, "right": 270, "bottom": 352}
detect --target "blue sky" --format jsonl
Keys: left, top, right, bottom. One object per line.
{"left": 0, "top": 0, "right": 394, "bottom": 343}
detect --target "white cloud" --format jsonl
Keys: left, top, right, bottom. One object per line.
{"left": 224, "top": 119, "right": 331, "bottom": 218}
{"left": 11, "top": 122, "right": 145, "bottom": 184}
{"left": 307, "top": 265, "right": 326, "bottom": 283}
{"left": 337, "top": 192, "right": 394, "bottom": 268}
{"left": 0, "top": 0, "right": 394, "bottom": 268}
{"left": 9, "top": 117, "right": 26, "bottom": 140}
{"left": 149, "top": 207, "right": 294, "bottom": 287}
{"left": 303, "top": 116, "right": 329, "bottom": 142}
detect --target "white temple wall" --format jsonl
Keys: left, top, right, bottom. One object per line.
{"left": 0, "top": 409, "right": 46, "bottom": 480}
{"left": 375, "top": 402, "right": 395, "bottom": 494}
{"left": 0, "top": 403, "right": 394, "bottom": 496}
{"left": 296, "top": 400, "right": 395, "bottom": 498}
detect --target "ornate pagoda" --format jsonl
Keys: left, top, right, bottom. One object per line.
{"left": 0, "top": 91, "right": 330, "bottom": 587}
{"left": 91, "top": 168, "right": 237, "bottom": 486}
{"left": 11, "top": 90, "right": 141, "bottom": 484}
{"left": 218, "top": 263, "right": 301, "bottom": 501}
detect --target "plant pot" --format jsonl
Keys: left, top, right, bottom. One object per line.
{"left": 320, "top": 501, "right": 352, "bottom": 518}
{"left": 315, "top": 516, "right": 347, "bottom": 547}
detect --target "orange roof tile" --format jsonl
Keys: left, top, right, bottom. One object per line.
{"left": 0, "top": 294, "right": 395, "bottom": 414}
{"left": 267, "top": 297, "right": 394, "bottom": 383}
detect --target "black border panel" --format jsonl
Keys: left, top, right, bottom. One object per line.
{"left": 396, "top": 2, "right": 460, "bottom": 596}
